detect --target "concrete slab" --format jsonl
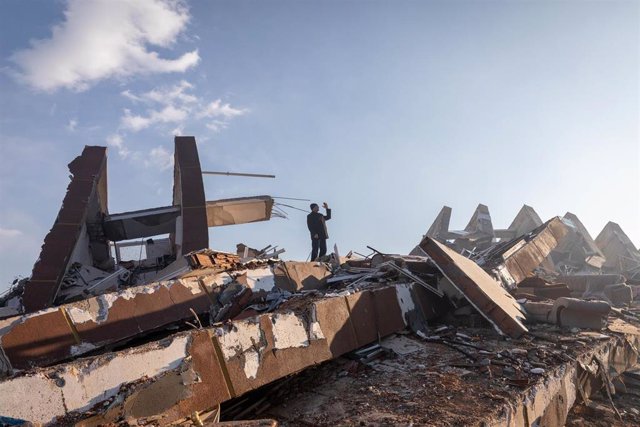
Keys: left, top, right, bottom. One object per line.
{"left": 420, "top": 237, "right": 528, "bottom": 338}
{"left": 273, "top": 262, "right": 331, "bottom": 292}
{"left": 345, "top": 291, "right": 378, "bottom": 346}
{"left": 313, "top": 296, "right": 358, "bottom": 357}
{"left": 0, "top": 309, "right": 77, "bottom": 370}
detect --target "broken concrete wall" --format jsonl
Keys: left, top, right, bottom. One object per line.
{"left": 596, "top": 221, "right": 640, "bottom": 277}
{"left": 173, "top": 136, "right": 208, "bottom": 256}
{"left": 551, "top": 212, "right": 606, "bottom": 272}
{"left": 0, "top": 285, "right": 415, "bottom": 425}
{"left": 486, "top": 217, "right": 569, "bottom": 287}
{"left": 23, "top": 146, "right": 108, "bottom": 313}
{"left": 0, "top": 254, "right": 354, "bottom": 377}
{"left": 0, "top": 274, "right": 225, "bottom": 373}
{"left": 0, "top": 330, "right": 229, "bottom": 426}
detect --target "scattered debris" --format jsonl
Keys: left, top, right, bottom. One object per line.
{"left": 1, "top": 138, "right": 638, "bottom": 426}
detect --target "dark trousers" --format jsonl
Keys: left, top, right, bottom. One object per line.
{"left": 311, "top": 238, "right": 327, "bottom": 261}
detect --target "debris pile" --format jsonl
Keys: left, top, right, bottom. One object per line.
{"left": 0, "top": 138, "right": 638, "bottom": 426}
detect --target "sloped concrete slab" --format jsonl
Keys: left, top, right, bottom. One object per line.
{"left": 420, "top": 237, "right": 528, "bottom": 338}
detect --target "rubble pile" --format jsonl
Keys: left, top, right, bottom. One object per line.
{"left": 0, "top": 138, "right": 639, "bottom": 426}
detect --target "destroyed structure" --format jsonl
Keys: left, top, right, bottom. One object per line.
{"left": 0, "top": 139, "right": 639, "bottom": 426}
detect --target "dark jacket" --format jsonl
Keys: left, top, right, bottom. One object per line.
{"left": 307, "top": 209, "right": 331, "bottom": 239}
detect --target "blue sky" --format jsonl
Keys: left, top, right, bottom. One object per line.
{"left": 0, "top": 0, "right": 638, "bottom": 291}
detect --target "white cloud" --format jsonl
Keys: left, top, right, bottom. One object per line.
{"left": 205, "top": 120, "right": 228, "bottom": 133}
{"left": 0, "top": 228, "right": 22, "bottom": 239}
{"left": 118, "top": 80, "right": 247, "bottom": 134}
{"left": 121, "top": 109, "right": 154, "bottom": 132}
{"left": 107, "top": 81, "right": 247, "bottom": 168}
{"left": 198, "top": 100, "right": 248, "bottom": 119}
{"left": 171, "top": 125, "right": 184, "bottom": 136}
{"left": 121, "top": 105, "right": 188, "bottom": 131}
{"left": 10, "top": 0, "right": 199, "bottom": 92}
{"left": 121, "top": 80, "right": 197, "bottom": 105}
{"left": 106, "top": 133, "right": 131, "bottom": 158}
{"left": 145, "top": 146, "right": 174, "bottom": 170}
{"left": 66, "top": 118, "right": 78, "bottom": 131}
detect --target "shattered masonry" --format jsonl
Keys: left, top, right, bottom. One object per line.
{"left": 0, "top": 137, "right": 639, "bottom": 426}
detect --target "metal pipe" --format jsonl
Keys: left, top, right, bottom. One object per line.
{"left": 202, "top": 171, "right": 275, "bottom": 179}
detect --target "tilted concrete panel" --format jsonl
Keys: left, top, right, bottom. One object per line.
{"left": 420, "top": 237, "right": 528, "bottom": 338}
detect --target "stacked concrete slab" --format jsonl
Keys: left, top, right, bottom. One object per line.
{"left": 0, "top": 282, "right": 437, "bottom": 425}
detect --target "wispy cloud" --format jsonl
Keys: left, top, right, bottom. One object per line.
{"left": 118, "top": 80, "right": 248, "bottom": 135}
{"left": 106, "top": 133, "right": 131, "bottom": 159}
{"left": 198, "top": 100, "right": 248, "bottom": 119}
{"left": 0, "top": 228, "right": 22, "bottom": 239}
{"left": 109, "top": 80, "right": 248, "bottom": 169}
{"left": 121, "top": 105, "right": 188, "bottom": 132}
{"left": 10, "top": 0, "right": 199, "bottom": 92}
{"left": 66, "top": 118, "right": 78, "bottom": 132}
{"left": 145, "top": 146, "right": 174, "bottom": 170}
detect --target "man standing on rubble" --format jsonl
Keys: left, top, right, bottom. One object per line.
{"left": 307, "top": 202, "right": 331, "bottom": 261}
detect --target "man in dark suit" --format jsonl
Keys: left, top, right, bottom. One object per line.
{"left": 307, "top": 202, "right": 331, "bottom": 261}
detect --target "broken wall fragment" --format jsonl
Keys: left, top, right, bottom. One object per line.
{"left": 483, "top": 217, "right": 569, "bottom": 288}
{"left": 419, "top": 237, "right": 528, "bottom": 338}
{"left": 22, "top": 146, "right": 108, "bottom": 313}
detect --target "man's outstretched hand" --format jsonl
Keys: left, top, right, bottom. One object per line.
{"left": 322, "top": 202, "right": 329, "bottom": 209}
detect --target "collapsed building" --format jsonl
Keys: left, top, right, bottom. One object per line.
{"left": 0, "top": 138, "right": 639, "bottom": 426}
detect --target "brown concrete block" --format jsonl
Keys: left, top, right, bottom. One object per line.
{"left": 530, "top": 229, "right": 558, "bottom": 259}
{"left": 22, "top": 280, "right": 59, "bottom": 313}
{"left": 259, "top": 313, "right": 331, "bottom": 378}
{"left": 179, "top": 168, "right": 206, "bottom": 208}
{"left": 30, "top": 250, "right": 69, "bottom": 282}
{"left": 313, "top": 296, "right": 358, "bottom": 357}
{"left": 547, "top": 217, "right": 569, "bottom": 243}
{"left": 371, "top": 286, "right": 405, "bottom": 337}
{"left": 118, "top": 331, "right": 230, "bottom": 423}
{"left": 174, "top": 136, "right": 200, "bottom": 167}
{"left": 345, "top": 291, "right": 378, "bottom": 346}
{"left": 272, "top": 262, "right": 330, "bottom": 292}
{"left": 504, "top": 257, "right": 528, "bottom": 284}
{"left": 188, "top": 330, "right": 232, "bottom": 403}
{"left": 62, "top": 179, "right": 95, "bottom": 205}
{"left": 1, "top": 309, "right": 77, "bottom": 369}
{"left": 68, "top": 146, "right": 106, "bottom": 178}
{"left": 181, "top": 207, "right": 209, "bottom": 253}
{"left": 215, "top": 318, "right": 269, "bottom": 395}
{"left": 511, "top": 244, "right": 545, "bottom": 278}
{"left": 133, "top": 286, "right": 181, "bottom": 331}
{"left": 219, "top": 310, "right": 333, "bottom": 397}
{"left": 72, "top": 295, "right": 140, "bottom": 345}
{"left": 167, "top": 280, "right": 212, "bottom": 317}
{"left": 56, "top": 206, "right": 88, "bottom": 225}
